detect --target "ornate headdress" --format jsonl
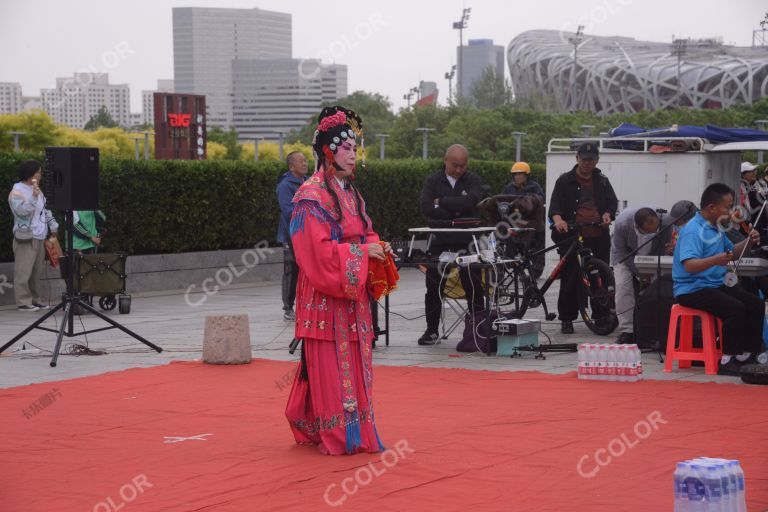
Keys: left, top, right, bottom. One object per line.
{"left": 312, "top": 106, "right": 365, "bottom": 175}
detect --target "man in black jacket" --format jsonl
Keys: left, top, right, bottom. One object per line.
{"left": 417, "top": 144, "right": 485, "bottom": 345}
{"left": 549, "top": 142, "right": 618, "bottom": 334}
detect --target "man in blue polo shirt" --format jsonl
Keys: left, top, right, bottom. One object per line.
{"left": 673, "top": 183, "right": 765, "bottom": 376}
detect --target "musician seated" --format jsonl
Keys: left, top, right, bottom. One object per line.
{"left": 417, "top": 144, "right": 485, "bottom": 349}
{"left": 611, "top": 201, "right": 697, "bottom": 345}
{"left": 672, "top": 183, "right": 765, "bottom": 376}
{"left": 724, "top": 210, "right": 768, "bottom": 300}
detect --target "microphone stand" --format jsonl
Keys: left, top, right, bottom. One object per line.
{"left": 619, "top": 205, "right": 696, "bottom": 362}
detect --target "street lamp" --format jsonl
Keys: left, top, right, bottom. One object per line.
{"left": 416, "top": 128, "right": 435, "bottom": 160}
{"left": 141, "top": 131, "right": 154, "bottom": 160}
{"left": 672, "top": 38, "right": 688, "bottom": 107}
{"left": 375, "top": 134, "right": 389, "bottom": 160}
{"left": 568, "top": 25, "right": 584, "bottom": 112}
{"left": 444, "top": 65, "right": 457, "bottom": 105}
{"left": 9, "top": 131, "right": 25, "bottom": 152}
{"left": 277, "top": 131, "right": 286, "bottom": 160}
{"left": 511, "top": 131, "right": 526, "bottom": 162}
{"left": 580, "top": 125, "right": 595, "bottom": 138}
{"left": 403, "top": 90, "right": 415, "bottom": 109}
{"left": 129, "top": 136, "right": 144, "bottom": 161}
{"left": 452, "top": 7, "right": 471, "bottom": 102}
{"left": 756, "top": 120, "right": 768, "bottom": 164}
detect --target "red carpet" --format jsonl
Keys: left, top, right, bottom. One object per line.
{"left": 1, "top": 359, "right": 767, "bottom": 512}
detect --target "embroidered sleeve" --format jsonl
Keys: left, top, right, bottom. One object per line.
{"left": 290, "top": 200, "right": 368, "bottom": 300}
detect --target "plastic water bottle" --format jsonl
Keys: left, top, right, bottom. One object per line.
{"left": 729, "top": 460, "right": 746, "bottom": 512}
{"left": 704, "top": 465, "right": 724, "bottom": 511}
{"left": 607, "top": 345, "right": 618, "bottom": 381}
{"left": 596, "top": 345, "right": 608, "bottom": 380}
{"left": 716, "top": 462, "right": 732, "bottom": 512}
{"left": 686, "top": 464, "right": 707, "bottom": 512}
{"left": 631, "top": 345, "right": 643, "bottom": 381}
{"left": 578, "top": 344, "right": 586, "bottom": 379}
{"left": 488, "top": 232, "right": 497, "bottom": 253}
{"left": 674, "top": 462, "right": 690, "bottom": 512}
{"left": 589, "top": 344, "right": 600, "bottom": 380}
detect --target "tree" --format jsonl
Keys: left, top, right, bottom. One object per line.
{"left": 84, "top": 106, "right": 118, "bottom": 131}
{"left": 207, "top": 127, "right": 242, "bottom": 160}
{"left": 287, "top": 91, "right": 396, "bottom": 149}
{"left": 0, "top": 110, "right": 60, "bottom": 152}
{"left": 470, "top": 67, "right": 513, "bottom": 109}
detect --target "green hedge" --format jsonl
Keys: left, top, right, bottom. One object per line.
{"left": 0, "top": 153, "right": 544, "bottom": 261}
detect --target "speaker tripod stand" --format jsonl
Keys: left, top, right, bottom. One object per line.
{"left": 0, "top": 211, "right": 162, "bottom": 367}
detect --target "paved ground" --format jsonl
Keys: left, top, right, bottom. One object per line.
{"left": 0, "top": 268, "right": 744, "bottom": 389}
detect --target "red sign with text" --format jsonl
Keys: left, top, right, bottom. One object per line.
{"left": 168, "top": 113, "right": 191, "bottom": 127}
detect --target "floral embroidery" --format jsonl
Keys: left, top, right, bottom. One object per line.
{"left": 343, "top": 244, "right": 363, "bottom": 299}
{"left": 291, "top": 408, "right": 373, "bottom": 437}
{"left": 318, "top": 320, "right": 326, "bottom": 330}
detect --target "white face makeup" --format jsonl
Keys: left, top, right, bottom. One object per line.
{"left": 334, "top": 139, "right": 357, "bottom": 176}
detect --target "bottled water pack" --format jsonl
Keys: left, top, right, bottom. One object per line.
{"left": 577, "top": 343, "right": 643, "bottom": 382}
{"left": 674, "top": 458, "right": 747, "bottom": 512}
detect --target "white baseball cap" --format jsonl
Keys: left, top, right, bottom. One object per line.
{"left": 741, "top": 161, "right": 758, "bottom": 173}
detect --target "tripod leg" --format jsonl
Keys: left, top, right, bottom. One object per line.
{"left": 0, "top": 302, "right": 66, "bottom": 354}
{"left": 77, "top": 298, "right": 162, "bottom": 353}
{"left": 50, "top": 300, "right": 72, "bottom": 367}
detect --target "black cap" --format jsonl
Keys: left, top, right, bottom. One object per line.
{"left": 577, "top": 142, "right": 599, "bottom": 159}
{"left": 670, "top": 200, "right": 697, "bottom": 223}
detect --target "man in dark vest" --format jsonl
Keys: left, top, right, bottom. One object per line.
{"left": 548, "top": 142, "right": 618, "bottom": 334}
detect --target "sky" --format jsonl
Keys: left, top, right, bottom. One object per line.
{"left": 1, "top": 0, "right": 765, "bottom": 113}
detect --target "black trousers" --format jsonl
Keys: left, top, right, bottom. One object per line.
{"left": 677, "top": 285, "right": 765, "bottom": 356}
{"left": 424, "top": 265, "right": 485, "bottom": 334}
{"left": 556, "top": 232, "right": 611, "bottom": 322}
{"left": 281, "top": 243, "right": 299, "bottom": 311}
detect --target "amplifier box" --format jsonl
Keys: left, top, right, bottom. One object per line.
{"left": 495, "top": 318, "right": 540, "bottom": 336}
{"left": 496, "top": 319, "right": 540, "bottom": 356}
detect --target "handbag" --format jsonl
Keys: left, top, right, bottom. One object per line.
{"left": 14, "top": 223, "right": 33, "bottom": 242}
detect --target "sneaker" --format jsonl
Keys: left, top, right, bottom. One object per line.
{"left": 32, "top": 302, "right": 49, "bottom": 310}
{"left": 616, "top": 332, "right": 634, "bottom": 344}
{"left": 418, "top": 332, "right": 440, "bottom": 345}
{"left": 17, "top": 304, "right": 40, "bottom": 312}
{"left": 717, "top": 358, "right": 745, "bottom": 377}
{"left": 561, "top": 321, "right": 574, "bottom": 334}
{"left": 283, "top": 310, "right": 296, "bottom": 321}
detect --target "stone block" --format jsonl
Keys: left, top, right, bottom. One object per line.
{"left": 202, "top": 314, "right": 252, "bottom": 364}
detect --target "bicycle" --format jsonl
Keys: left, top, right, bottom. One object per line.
{"left": 495, "top": 221, "right": 618, "bottom": 336}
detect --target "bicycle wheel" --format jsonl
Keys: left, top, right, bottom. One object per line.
{"left": 577, "top": 258, "right": 618, "bottom": 336}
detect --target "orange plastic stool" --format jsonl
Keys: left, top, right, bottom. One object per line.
{"left": 664, "top": 305, "right": 723, "bottom": 375}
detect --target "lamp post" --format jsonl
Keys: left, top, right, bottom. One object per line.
{"left": 403, "top": 90, "right": 414, "bottom": 109}
{"left": 252, "top": 137, "right": 264, "bottom": 161}
{"left": 568, "top": 25, "right": 584, "bottom": 112}
{"left": 416, "top": 128, "right": 435, "bottom": 160}
{"left": 756, "top": 120, "right": 768, "bottom": 164}
{"left": 444, "top": 65, "right": 456, "bottom": 105}
{"left": 142, "top": 131, "right": 154, "bottom": 160}
{"left": 511, "top": 131, "right": 526, "bottom": 162}
{"left": 277, "top": 132, "right": 285, "bottom": 161}
{"left": 376, "top": 134, "right": 389, "bottom": 160}
{"left": 129, "top": 136, "right": 143, "bottom": 161}
{"left": 9, "top": 131, "right": 25, "bottom": 152}
{"left": 672, "top": 38, "right": 688, "bottom": 107}
{"left": 452, "top": 8, "right": 471, "bottom": 102}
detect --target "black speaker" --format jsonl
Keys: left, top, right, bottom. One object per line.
{"left": 43, "top": 147, "right": 99, "bottom": 210}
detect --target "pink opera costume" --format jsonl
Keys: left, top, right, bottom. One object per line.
{"left": 285, "top": 106, "right": 385, "bottom": 455}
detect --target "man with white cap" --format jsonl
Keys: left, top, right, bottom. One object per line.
{"left": 739, "top": 161, "right": 767, "bottom": 222}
